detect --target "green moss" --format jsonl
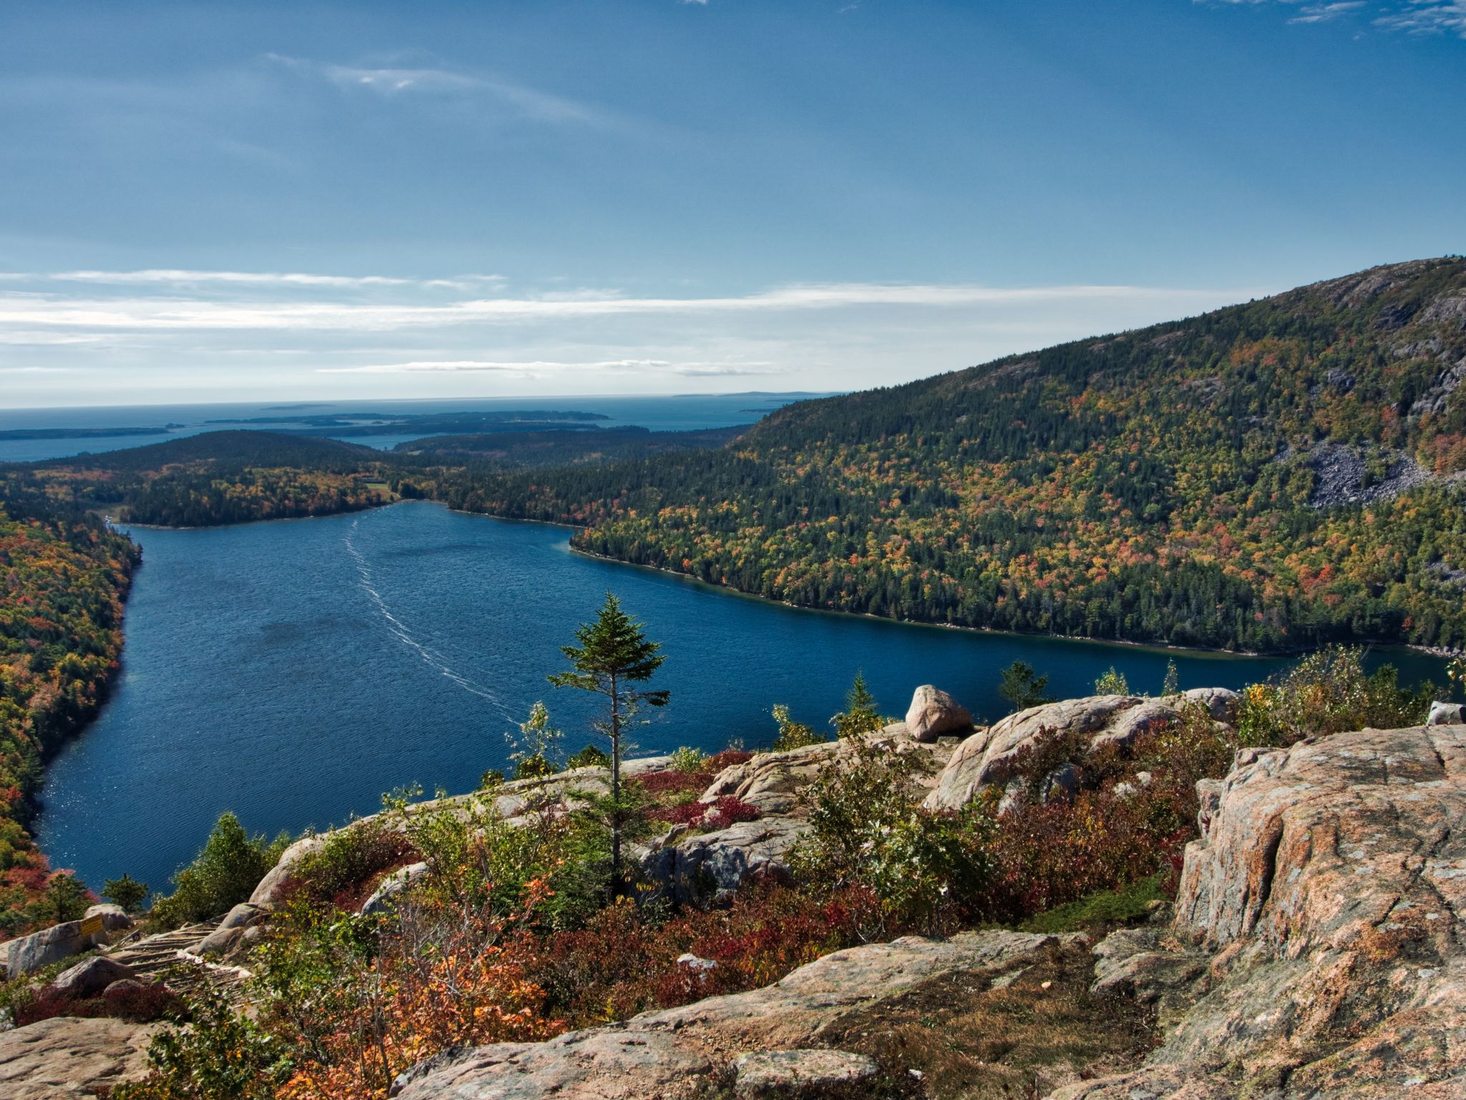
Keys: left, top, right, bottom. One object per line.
{"left": 1020, "top": 875, "right": 1167, "bottom": 933}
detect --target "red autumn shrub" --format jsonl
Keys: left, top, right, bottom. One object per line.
{"left": 659, "top": 800, "right": 708, "bottom": 826}
{"left": 637, "top": 769, "right": 709, "bottom": 797}
{"left": 979, "top": 703, "right": 1239, "bottom": 920}
{"left": 702, "top": 796, "right": 760, "bottom": 830}
{"left": 532, "top": 883, "right": 876, "bottom": 1026}
{"left": 706, "top": 749, "right": 754, "bottom": 771}
{"left": 655, "top": 795, "right": 760, "bottom": 831}
{"left": 14, "top": 979, "right": 180, "bottom": 1027}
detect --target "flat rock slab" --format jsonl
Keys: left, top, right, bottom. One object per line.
{"left": 391, "top": 1030, "right": 715, "bottom": 1100}
{"left": 733, "top": 1048, "right": 879, "bottom": 1097}
{"left": 0, "top": 1016, "right": 159, "bottom": 1099}
{"left": 395, "top": 930, "right": 1073, "bottom": 1099}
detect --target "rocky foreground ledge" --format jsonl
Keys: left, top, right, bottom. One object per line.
{"left": 391, "top": 721, "right": 1466, "bottom": 1099}
{"left": 1057, "top": 721, "right": 1466, "bottom": 1099}
{"left": 4, "top": 698, "right": 1463, "bottom": 1098}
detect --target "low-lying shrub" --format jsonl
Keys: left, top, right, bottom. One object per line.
{"left": 284, "top": 818, "right": 419, "bottom": 911}
{"left": 657, "top": 795, "right": 760, "bottom": 831}
{"left": 792, "top": 734, "right": 994, "bottom": 935}
{"left": 13, "top": 977, "right": 180, "bottom": 1027}
{"left": 532, "top": 882, "right": 879, "bottom": 1026}
{"left": 770, "top": 704, "right": 826, "bottom": 751}
{"left": 148, "top": 812, "right": 290, "bottom": 929}
{"left": 1237, "top": 645, "right": 1433, "bottom": 747}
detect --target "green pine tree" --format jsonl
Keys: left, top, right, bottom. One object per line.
{"left": 549, "top": 593, "right": 668, "bottom": 894}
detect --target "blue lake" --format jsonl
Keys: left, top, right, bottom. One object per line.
{"left": 34, "top": 502, "right": 1446, "bottom": 894}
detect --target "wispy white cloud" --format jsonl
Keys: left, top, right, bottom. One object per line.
{"left": 1290, "top": 2, "right": 1367, "bottom": 24}
{"left": 0, "top": 281, "right": 1255, "bottom": 334}
{"left": 0, "top": 267, "right": 1276, "bottom": 404}
{"left": 1200, "top": 0, "right": 1466, "bottom": 36}
{"left": 3, "top": 269, "right": 507, "bottom": 292}
{"left": 264, "top": 53, "right": 602, "bottom": 123}
{"left": 1377, "top": 0, "right": 1466, "bottom": 34}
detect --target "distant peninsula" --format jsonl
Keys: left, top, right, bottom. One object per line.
{"left": 203, "top": 409, "right": 611, "bottom": 438}
{"left": 0, "top": 426, "right": 173, "bottom": 441}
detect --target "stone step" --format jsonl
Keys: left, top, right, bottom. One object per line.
{"left": 101, "top": 923, "right": 253, "bottom": 997}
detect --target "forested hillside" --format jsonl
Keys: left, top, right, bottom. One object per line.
{"left": 0, "top": 486, "right": 137, "bottom": 931}
{"left": 430, "top": 258, "right": 1466, "bottom": 651}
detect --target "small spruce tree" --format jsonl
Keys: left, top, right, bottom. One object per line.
{"left": 998, "top": 660, "right": 1052, "bottom": 712}
{"left": 102, "top": 873, "right": 150, "bottom": 914}
{"left": 549, "top": 593, "right": 668, "bottom": 894}
{"left": 830, "top": 672, "right": 884, "bottom": 739}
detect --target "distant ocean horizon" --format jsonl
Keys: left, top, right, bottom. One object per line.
{"left": 0, "top": 392, "right": 836, "bottom": 463}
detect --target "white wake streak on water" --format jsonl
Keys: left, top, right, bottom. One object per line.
{"left": 345, "top": 520, "right": 517, "bottom": 723}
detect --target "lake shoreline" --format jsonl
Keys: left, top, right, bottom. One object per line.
{"left": 563, "top": 542, "right": 1444, "bottom": 667}
{"left": 40, "top": 504, "right": 1447, "bottom": 894}
{"left": 117, "top": 496, "right": 1454, "bottom": 664}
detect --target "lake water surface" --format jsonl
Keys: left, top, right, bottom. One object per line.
{"left": 34, "top": 502, "right": 1444, "bottom": 894}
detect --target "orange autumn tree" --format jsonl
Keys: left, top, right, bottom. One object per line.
{"left": 271, "top": 879, "right": 562, "bottom": 1100}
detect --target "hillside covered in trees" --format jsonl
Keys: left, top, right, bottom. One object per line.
{"left": 0, "top": 486, "right": 137, "bottom": 931}
{"left": 433, "top": 258, "right": 1466, "bottom": 651}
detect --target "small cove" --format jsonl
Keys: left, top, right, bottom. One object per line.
{"left": 34, "top": 501, "right": 1444, "bottom": 893}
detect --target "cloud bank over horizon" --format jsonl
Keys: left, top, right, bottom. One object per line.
{"left": 0, "top": 268, "right": 1267, "bottom": 406}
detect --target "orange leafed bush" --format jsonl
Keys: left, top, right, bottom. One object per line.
{"left": 278, "top": 943, "right": 558, "bottom": 1100}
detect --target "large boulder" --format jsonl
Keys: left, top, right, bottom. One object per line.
{"left": 46, "top": 955, "right": 138, "bottom": 1000}
{"left": 924, "top": 690, "right": 1238, "bottom": 812}
{"left": 0, "top": 1016, "right": 160, "bottom": 1099}
{"left": 642, "top": 816, "right": 808, "bottom": 905}
{"left": 924, "top": 694, "right": 1137, "bottom": 812}
{"left": 248, "top": 833, "right": 328, "bottom": 907}
{"left": 6, "top": 921, "right": 89, "bottom": 979}
{"left": 904, "top": 685, "right": 973, "bottom": 743}
{"left": 1175, "top": 687, "right": 1240, "bottom": 724}
{"left": 1053, "top": 723, "right": 1466, "bottom": 1099}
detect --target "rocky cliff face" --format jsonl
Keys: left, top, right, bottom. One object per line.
{"left": 1057, "top": 723, "right": 1466, "bottom": 1098}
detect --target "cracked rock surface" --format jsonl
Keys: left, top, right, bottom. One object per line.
{"left": 1055, "top": 724, "right": 1466, "bottom": 1099}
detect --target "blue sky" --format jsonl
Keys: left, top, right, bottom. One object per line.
{"left": 1, "top": 0, "right": 1462, "bottom": 407}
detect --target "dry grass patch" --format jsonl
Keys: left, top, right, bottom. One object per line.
{"left": 818, "top": 938, "right": 1158, "bottom": 1099}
